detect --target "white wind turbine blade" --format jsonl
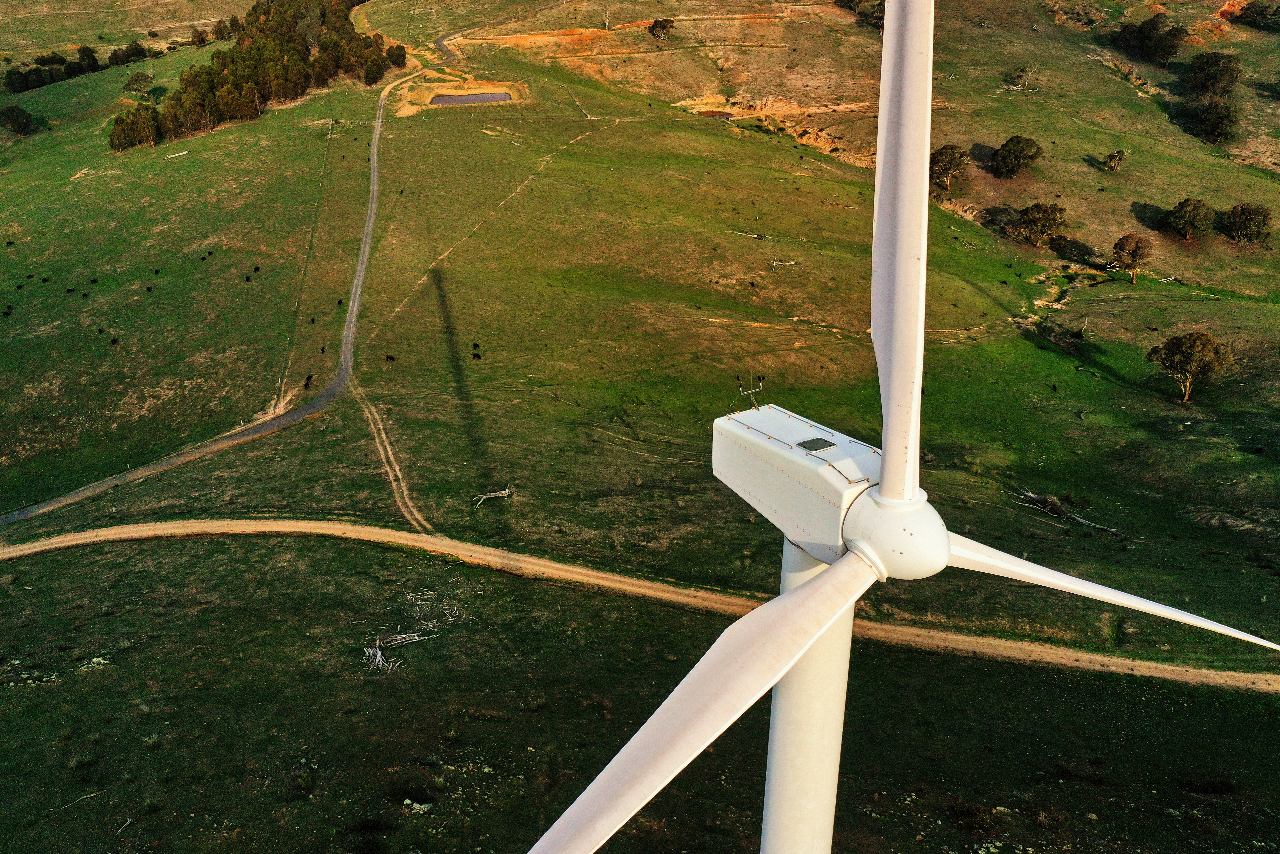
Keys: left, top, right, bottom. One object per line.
{"left": 950, "top": 534, "right": 1280, "bottom": 652}
{"left": 527, "top": 551, "right": 880, "bottom": 854}
{"left": 871, "top": 0, "right": 935, "bottom": 502}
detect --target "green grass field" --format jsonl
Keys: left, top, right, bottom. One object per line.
{"left": 3, "top": 536, "right": 1279, "bottom": 854}
{"left": 3, "top": 1, "right": 1280, "bottom": 849}
{"left": 0, "top": 0, "right": 246, "bottom": 59}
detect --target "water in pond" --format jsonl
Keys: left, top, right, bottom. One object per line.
{"left": 430, "top": 92, "right": 512, "bottom": 106}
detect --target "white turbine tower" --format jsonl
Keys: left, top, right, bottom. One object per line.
{"left": 526, "top": 2, "right": 1280, "bottom": 853}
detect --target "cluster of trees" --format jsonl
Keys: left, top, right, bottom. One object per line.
{"left": 1113, "top": 12, "right": 1187, "bottom": 66}
{"left": 4, "top": 45, "right": 104, "bottom": 93}
{"left": 110, "top": 0, "right": 404, "bottom": 152}
{"left": 928, "top": 136, "right": 1045, "bottom": 196}
{"left": 1161, "top": 198, "right": 1272, "bottom": 245}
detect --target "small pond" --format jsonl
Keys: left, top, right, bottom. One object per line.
{"left": 430, "top": 92, "right": 513, "bottom": 106}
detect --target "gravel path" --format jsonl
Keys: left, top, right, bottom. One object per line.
{"left": 4, "top": 518, "right": 1277, "bottom": 693}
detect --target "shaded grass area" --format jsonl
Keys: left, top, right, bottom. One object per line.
{"left": 2, "top": 536, "right": 1279, "bottom": 854}
{"left": 0, "top": 55, "right": 378, "bottom": 514}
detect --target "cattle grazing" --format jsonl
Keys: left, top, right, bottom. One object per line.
{"left": 386, "top": 354, "right": 395, "bottom": 361}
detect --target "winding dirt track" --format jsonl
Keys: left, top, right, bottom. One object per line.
{"left": 4, "top": 519, "right": 1277, "bottom": 693}
{"left": 0, "top": 71, "right": 422, "bottom": 527}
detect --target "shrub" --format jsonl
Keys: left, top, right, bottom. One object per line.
{"left": 1235, "top": 1, "right": 1280, "bottom": 32}
{"left": 1184, "top": 52, "right": 1244, "bottom": 97}
{"left": 648, "top": 18, "right": 675, "bottom": 39}
{"left": 77, "top": 45, "right": 99, "bottom": 72}
{"left": 108, "top": 41, "right": 147, "bottom": 66}
{"left": 1192, "top": 96, "right": 1242, "bottom": 144}
{"left": 991, "top": 135, "right": 1043, "bottom": 178}
{"left": 1006, "top": 203, "right": 1067, "bottom": 246}
{"left": 1220, "top": 203, "right": 1272, "bottom": 245}
{"left": 1114, "top": 13, "right": 1187, "bottom": 66}
{"left": 1161, "top": 198, "right": 1214, "bottom": 240}
{"left": 834, "top": 0, "right": 885, "bottom": 30}
{"left": 386, "top": 44, "right": 407, "bottom": 68}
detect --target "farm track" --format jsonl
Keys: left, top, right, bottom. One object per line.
{"left": 3, "top": 16, "right": 1276, "bottom": 693}
{"left": 0, "top": 70, "right": 422, "bottom": 526}
{"left": 3, "top": 518, "right": 1278, "bottom": 694}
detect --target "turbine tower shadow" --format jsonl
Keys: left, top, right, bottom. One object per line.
{"left": 430, "top": 267, "right": 512, "bottom": 538}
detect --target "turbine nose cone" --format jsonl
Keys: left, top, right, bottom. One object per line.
{"left": 842, "top": 488, "right": 950, "bottom": 580}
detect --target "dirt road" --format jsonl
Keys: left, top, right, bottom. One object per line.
{"left": 0, "top": 71, "right": 421, "bottom": 527}
{"left": 4, "top": 518, "right": 1277, "bottom": 693}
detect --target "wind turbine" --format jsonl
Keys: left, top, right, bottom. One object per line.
{"left": 525, "top": 2, "right": 1280, "bottom": 853}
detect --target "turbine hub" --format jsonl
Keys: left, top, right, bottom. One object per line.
{"left": 842, "top": 486, "right": 949, "bottom": 581}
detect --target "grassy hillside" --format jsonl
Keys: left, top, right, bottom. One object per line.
{"left": 3, "top": 1, "right": 1280, "bottom": 851}
{"left": 0, "top": 46, "right": 375, "bottom": 509}
{"left": 3, "top": 536, "right": 1278, "bottom": 854}
{"left": 0, "top": 0, "right": 247, "bottom": 59}
{"left": 3, "top": 0, "right": 1277, "bottom": 670}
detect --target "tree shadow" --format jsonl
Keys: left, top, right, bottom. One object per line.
{"left": 969, "top": 142, "right": 996, "bottom": 174}
{"left": 1130, "top": 201, "right": 1165, "bottom": 231}
{"left": 1048, "top": 235, "right": 1100, "bottom": 267}
{"left": 1020, "top": 321, "right": 1139, "bottom": 391}
{"left": 1250, "top": 77, "right": 1280, "bottom": 100}
{"left": 1082, "top": 154, "right": 1108, "bottom": 172}
{"left": 431, "top": 266, "right": 511, "bottom": 535}
{"left": 147, "top": 84, "right": 168, "bottom": 103}
{"left": 979, "top": 204, "right": 1017, "bottom": 232}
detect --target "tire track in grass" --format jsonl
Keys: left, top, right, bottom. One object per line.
{"left": 0, "top": 71, "right": 424, "bottom": 526}
{"left": 2, "top": 518, "right": 1278, "bottom": 693}
{"left": 352, "top": 383, "right": 434, "bottom": 532}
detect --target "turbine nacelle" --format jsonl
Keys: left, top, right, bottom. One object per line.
{"left": 712, "top": 404, "right": 948, "bottom": 580}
